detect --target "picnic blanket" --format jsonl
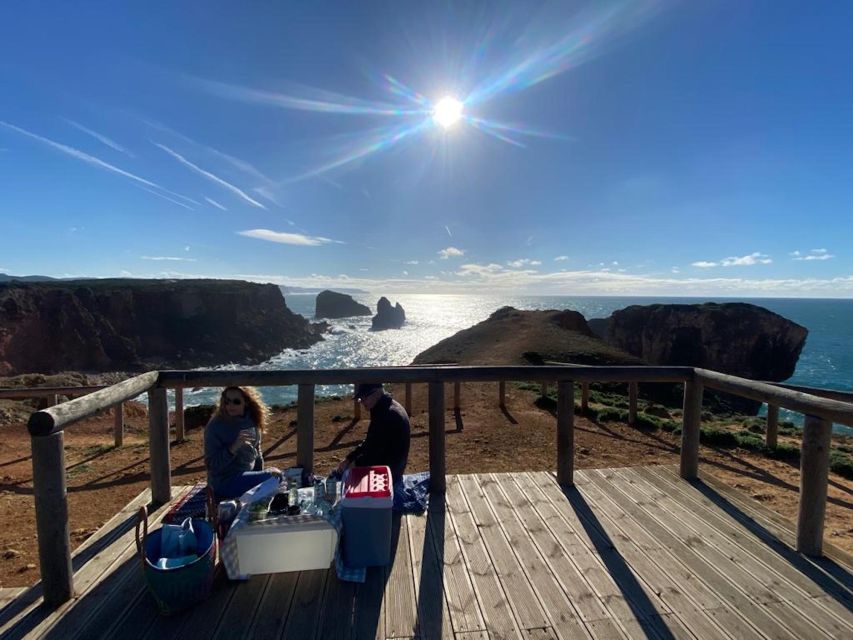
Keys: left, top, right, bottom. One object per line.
{"left": 162, "top": 482, "right": 208, "bottom": 524}
{"left": 221, "top": 472, "right": 432, "bottom": 584}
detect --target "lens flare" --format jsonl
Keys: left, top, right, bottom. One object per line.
{"left": 433, "top": 97, "right": 463, "bottom": 129}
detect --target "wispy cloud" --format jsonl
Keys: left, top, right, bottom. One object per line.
{"left": 237, "top": 228, "right": 343, "bottom": 246}
{"left": 405, "top": 260, "right": 419, "bottom": 265}
{"left": 791, "top": 248, "right": 835, "bottom": 261}
{"left": 1, "top": 120, "right": 160, "bottom": 188}
{"left": 65, "top": 119, "right": 134, "bottom": 156}
{"left": 205, "top": 197, "right": 228, "bottom": 211}
{"left": 692, "top": 252, "right": 772, "bottom": 268}
{"left": 137, "top": 186, "right": 195, "bottom": 210}
{"left": 554, "top": 255, "right": 569, "bottom": 262}
{"left": 438, "top": 246, "right": 465, "bottom": 259}
{"left": 444, "top": 225, "right": 452, "bottom": 237}
{"left": 154, "top": 143, "right": 266, "bottom": 209}
{"left": 507, "top": 258, "right": 542, "bottom": 268}
{"left": 141, "top": 256, "right": 198, "bottom": 262}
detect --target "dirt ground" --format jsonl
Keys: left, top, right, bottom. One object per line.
{"left": 1, "top": 382, "right": 851, "bottom": 587}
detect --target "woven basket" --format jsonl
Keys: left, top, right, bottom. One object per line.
{"left": 134, "top": 489, "right": 218, "bottom": 616}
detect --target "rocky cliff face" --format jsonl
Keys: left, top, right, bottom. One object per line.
{"left": 315, "top": 290, "right": 371, "bottom": 318}
{"left": 372, "top": 297, "right": 406, "bottom": 330}
{"left": 0, "top": 279, "right": 327, "bottom": 374}
{"left": 599, "top": 302, "right": 808, "bottom": 412}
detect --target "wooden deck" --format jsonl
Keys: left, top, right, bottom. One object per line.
{"left": 2, "top": 466, "right": 851, "bottom": 639}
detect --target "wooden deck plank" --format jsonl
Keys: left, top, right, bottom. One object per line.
{"left": 457, "top": 474, "right": 550, "bottom": 632}
{"left": 478, "top": 473, "right": 590, "bottom": 640}
{"left": 575, "top": 472, "right": 752, "bottom": 640}
{"left": 446, "top": 476, "right": 522, "bottom": 640}
{"left": 641, "top": 465, "right": 853, "bottom": 637}
{"left": 384, "top": 514, "right": 418, "bottom": 639}
{"left": 244, "top": 572, "right": 298, "bottom": 640}
{"left": 408, "top": 510, "right": 456, "bottom": 639}
{"left": 528, "top": 472, "right": 668, "bottom": 623}
{"left": 282, "top": 569, "right": 328, "bottom": 640}
{"left": 586, "top": 469, "right": 802, "bottom": 640}
{"left": 316, "top": 572, "right": 357, "bottom": 640}
{"left": 617, "top": 466, "right": 843, "bottom": 640}
{"left": 510, "top": 474, "right": 615, "bottom": 626}
{"left": 212, "top": 573, "right": 272, "bottom": 640}
{"left": 353, "top": 566, "right": 385, "bottom": 640}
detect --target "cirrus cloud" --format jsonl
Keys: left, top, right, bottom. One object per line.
{"left": 238, "top": 229, "right": 343, "bottom": 246}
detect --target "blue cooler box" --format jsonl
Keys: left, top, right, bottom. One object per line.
{"left": 341, "top": 466, "right": 393, "bottom": 568}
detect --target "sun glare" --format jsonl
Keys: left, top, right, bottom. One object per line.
{"left": 432, "top": 96, "right": 463, "bottom": 129}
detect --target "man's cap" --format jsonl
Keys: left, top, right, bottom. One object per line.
{"left": 354, "top": 382, "right": 383, "bottom": 400}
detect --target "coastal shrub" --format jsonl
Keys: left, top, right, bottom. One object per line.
{"left": 581, "top": 405, "right": 600, "bottom": 420}
{"left": 829, "top": 450, "right": 853, "bottom": 479}
{"left": 597, "top": 407, "right": 629, "bottom": 423}
{"left": 837, "top": 444, "right": 853, "bottom": 454}
{"left": 699, "top": 427, "right": 738, "bottom": 448}
{"left": 746, "top": 423, "right": 765, "bottom": 434}
{"left": 777, "top": 425, "right": 799, "bottom": 436}
{"left": 633, "top": 414, "right": 662, "bottom": 431}
{"left": 766, "top": 442, "right": 801, "bottom": 462}
{"left": 184, "top": 404, "right": 215, "bottom": 430}
{"left": 734, "top": 431, "right": 765, "bottom": 452}
{"left": 659, "top": 419, "right": 679, "bottom": 433}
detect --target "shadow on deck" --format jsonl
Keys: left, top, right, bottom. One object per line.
{"left": 2, "top": 466, "right": 852, "bottom": 640}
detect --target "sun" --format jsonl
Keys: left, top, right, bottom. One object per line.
{"left": 432, "top": 96, "right": 463, "bottom": 129}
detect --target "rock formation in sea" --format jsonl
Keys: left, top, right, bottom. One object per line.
{"left": 314, "top": 290, "right": 371, "bottom": 319}
{"left": 413, "top": 306, "right": 641, "bottom": 366}
{"left": 371, "top": 297, "right": 406, "bottom": 330}
{"left": 0, "top": 279, "right": 328, "bottom": 375}
{"left": 590, "top": 302, "right": 808, "bottom": 412}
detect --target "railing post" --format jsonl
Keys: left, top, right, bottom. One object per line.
{"left": 556, "top": 381, "right": 575, "bottom": 486}
{"left": 680, "top": 380, "right": 703, "bottom": 479}
{"left": 32, "top": 432, "right": 73, "bottom": 606}
{"left": 628, "top": 382, "right": 638, "bottom": 426}
{"left": 499, "top": 381, "right": 506, "bottom": 408}
{"left": 766, "top": 404, "right": 779, "bottom": 449}
{"left": 148, "top": 388, "right": 171, "bottom": 505}
{"left": 113, "top": 402, "right": 124, "bottom": 447}
{"left": 428, "top": 382, "right": 446, "bottom": 493}
{"left": 405, "top": 382, "right": 412, "bottom": 416}
{"left": 298, "top": 384, "right": 315, "bottom": 475}
{"left": 453, "top": 381, "right": 461, "bottom": 411}
{"left": 354, "top": 398, "right": 361, "bottom": 420}
{"left": 174, "top": 388, "right": 185, "bottom": 443}
{"left": 581, "top": 383, "right": 589, "bottom": 413}
{"left": 797, "top": 415, "right": 832, "bottom": 556}
{"left": 541, "top": 381, "right": 549, "bottom": 398}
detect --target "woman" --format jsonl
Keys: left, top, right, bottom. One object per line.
{"left": 204, "top": 386, "right": 280, "bottom": 499}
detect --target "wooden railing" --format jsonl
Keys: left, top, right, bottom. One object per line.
{"left": 24, "top": 365, "right": 853, "bottom": 607}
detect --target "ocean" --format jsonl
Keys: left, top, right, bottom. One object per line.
{"left": 183, "top": 295, "right": 853, "bottom": 433}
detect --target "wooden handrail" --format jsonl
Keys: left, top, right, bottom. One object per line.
{"left": 27, "top": 371, "right": 159, "bottom": 437}
{"left": 0, "top": 385, "right": 107, "bottom": 399}
{"left": 155, "top": 365, "right": 693, "bottom": 388}
{"left": 695, "top": 368, "right": 853, "bottom": 428}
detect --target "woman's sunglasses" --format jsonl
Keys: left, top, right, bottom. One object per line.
{"left": 224, "top": 397, "right": 244, "bottom": 406}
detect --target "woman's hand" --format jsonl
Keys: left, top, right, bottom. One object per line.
{"left": 229, "top": 429, "right": 255, "bottom": 455}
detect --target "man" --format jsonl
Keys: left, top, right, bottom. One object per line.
{"left": 336, "top": 382, "right": 410, "bottom": 484}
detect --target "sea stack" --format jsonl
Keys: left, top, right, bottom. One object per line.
{"left": 371, "top": 297, "right": 406, "bottom": 330}
{"left": 315, "top": 290, "right": 371, "bottom": 319}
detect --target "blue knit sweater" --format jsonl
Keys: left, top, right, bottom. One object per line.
{"left": 204, "top": 414, "right": 263, "bottom": 493}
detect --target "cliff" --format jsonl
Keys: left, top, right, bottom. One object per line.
{"left": 315, "top": 290, "right": 371, "bottom": 318}
{"left": 0, "top": 279, "right": 327, "bottom": 374}
{"left": 413, "top": 306, "right": 642, "bottom": 366}
{"left": 594, "top": 302, "right": 808, "bottom": 412}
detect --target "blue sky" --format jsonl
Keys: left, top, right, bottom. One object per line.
{"left": 1, "top": 1, "right": 852, "bottom": 297}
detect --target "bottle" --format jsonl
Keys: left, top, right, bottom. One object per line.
{"left": 288, "top": 481, "right": 298, "bottom": 511}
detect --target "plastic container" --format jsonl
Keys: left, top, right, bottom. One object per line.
{"left": 341, "top": 465, "right": 393, "bottom": 568}
{"left": 234, "top": 515, "right": 337, "bottom": 574}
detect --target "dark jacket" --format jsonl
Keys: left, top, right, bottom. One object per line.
{"left": 346, "top": 393, "right": 410, "bottom": 483}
